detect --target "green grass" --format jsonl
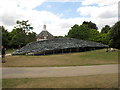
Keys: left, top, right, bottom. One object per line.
{"left": 3, "top": 49, "right": 118, "bottom": 67}
{"left": 2, "top": 73, "right": 118, "bottom": 88}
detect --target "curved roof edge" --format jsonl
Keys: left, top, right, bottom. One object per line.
{"left": 12, "top": 38, "right": 109, "bottom": 55}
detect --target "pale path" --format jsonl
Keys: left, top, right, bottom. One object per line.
{"left": 1, "top": 64, "right": 119, "bottom": 78}
{"left": 0, "top": 54, "right": 11, "bottom": 57}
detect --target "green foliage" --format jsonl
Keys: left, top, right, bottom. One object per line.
{"left": 16, "top": 20, "right": 33, "bottom": 31}
{"left": 101, "top": 25, "right": 111, "bottom": 33}
{"left": 68, "top": 24, "right": 90, "bottom": 40}
{"left": 88, "top": 29, "right": 100, "bottom": 42}
{"left": 1, "top": 20, "right": 36, "bottom": 49}
{"left": 109, "top": 21, "right": 120, "bottom": 48}
{"left": 67, "top": 22, "right": 100, "bottom": 42}
{"left": 98, "top": 32, "right": 110, "bottom": 45}
{"left": 67, "top": 21, "right": 120, "bottom": 46}
{"left": 27, "top": 32, "right": 36, "bottom": 43}
{"left": 9, "top": 28, "right": 27, "bottom": 47}
{"left": 1, "top": 26, "right": 10, "bottom": 48}
{"left": 9, "top": 20, "right": 36, "bottom": 48}
{"left": 82, "top": 21, "right": 98, "bottom": 30}
{"left": 1, "top": 20, "right": 119, "bottom": 49}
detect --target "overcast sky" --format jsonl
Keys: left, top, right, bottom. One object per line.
{"left": 0, "top": 0, "right": 119, "bottom": 36}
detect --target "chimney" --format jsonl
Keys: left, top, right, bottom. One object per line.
{"left": 43, "top": 24, "right": 47, "bottom": 31}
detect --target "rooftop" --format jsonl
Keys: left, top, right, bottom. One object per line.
{"left": 12, "top": 38, "right": 109, "bottom": 55}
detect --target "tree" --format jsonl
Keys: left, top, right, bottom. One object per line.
{"left": 109, "top": 21, "right": 120, "bottom": 48}
{"left": 68, "top": 24, "right": 90, "bottom": 40}
{"left": 9, "top": 28, "right": 27, "bottom": 48}
{"left": 10, "top": 20, "right": 35, "bottom": 48}
{"left": 101, "top": 25, "right": 111, "bottom": 33}
{"left": 67, "top": 22, "right": 100, "bottom": 42}
{"left": 68, "top": 24, "right": 80, "bottom": 39}
{"left": 98, "top": 25, "right": 111, "bottom": 45}
{"left": 16, "top": 20, "right": 33, "bottom": 32}
{"left": 98, "top": 32, "right": 110, "bottom": 45}
{"left": 82, "top": 21, "right": 98, "bottom": 30}
{"left": 88, "top": 29, "right": 100, "bottom": 42}
{"left": 1, "top": 26, "right": 10, "bottom": 48}
{"left": 27, "top": 32, "right": 36, "bottom": 43}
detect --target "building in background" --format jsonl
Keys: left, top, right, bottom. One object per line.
{"left": 36, "top": 25, "right": 54, "bottom": 41}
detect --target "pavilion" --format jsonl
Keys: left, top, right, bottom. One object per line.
{"left": 12, "top": 38, "right": 109, "bottom": 55}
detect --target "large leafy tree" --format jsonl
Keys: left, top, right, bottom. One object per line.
{"left": 16, "top": 20, "right": 33, "bottom": 32}
{"left": 109, "top": 21, "right": 120, "bottom": 48}
{"left": 9, "top": 28, "right": 27, "bottom": 48}
{"left": 68, "top": 24, "right": 90, "bottom": 40}
{"left": 67, "top": 21, "right": 100, "bottom": 42}
{"left": 98, "top": 32, "right": 110, "bottom": 45}
{"left": 88, "top": 29, "right": 100, "bottom": 42}
{"left": 101, "top": 25, "right": 111, "bottom": 33}
{"left": 82, "top": 21, "right": 98, "bottom": 30}
{"left": 10, "top": 20, "right": 35, "bottom": 48}
{"left": 0, "top": 26, "right": 10, "bottom": 48}
{"left": 27, "top": 32, "right": 36, "bottom": 43}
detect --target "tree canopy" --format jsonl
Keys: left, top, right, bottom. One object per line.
{"left": 67, "top": 21, "right": 100, "bottom": 42}
{"left": 109, "top": 21, "right": 120, "bottom": 48}
{"left": 67, "top": 21, "right": 120, "bottom": 49}
{"left": 68, "top": 24, "right": 90, "bottom": 40}
{"left": 1, "top": 20, "right": 36, "bottom": 49}
{"left": 101, "top": 25, "right": 111, "bottom": 33}
{"left": 1, "top": 26, "right": 10, "bottom": 48}
{"left": 1, "top": 20, "right": 120, "bottom": 49}
{"left": 82, "top": 21, "right": 98, "bottom": 30}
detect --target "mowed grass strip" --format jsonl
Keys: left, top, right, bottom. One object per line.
{"left": 3, "top": 49, "right": 118, "bottom": 67}
{"left": 2, "top": 73, "right": 118, "bottom": 88}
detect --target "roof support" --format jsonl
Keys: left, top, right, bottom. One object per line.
{"left": 70, "top": 49, "right": 71, "bottom": 53}
{"left": 44, "top": 51, "right": 46, "bottom": 55}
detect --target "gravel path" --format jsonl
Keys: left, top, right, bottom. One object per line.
{"left": 1, "top": 64, "right": 118, "bottom": 78}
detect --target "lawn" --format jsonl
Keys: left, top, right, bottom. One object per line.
{"left": 2, "top": 73, "right": 118, "bottom": 88}
{"left": 3, "top": 49, "right": 118, "bottom": 67}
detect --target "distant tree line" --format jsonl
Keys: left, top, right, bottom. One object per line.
{"left": 66, "top": 21, "right": 120, "bottom": 49}
{"left": 1, "top": 20, "right": 120, "bottom": 49}
{"left": 1, "top": 20, "right": 36, "bottom": 49}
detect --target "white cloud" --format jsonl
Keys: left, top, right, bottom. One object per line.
{"left": 0, "top": 0, "right": 46, "bottom": 10}
{"left": 77, "top": 0, "right": 118, "bottom": 31}
{"left": 77, "top": 4, "right": 118, "bottom": 19}
{"left": 82, "top": 0, "right": 118, "bottom": 6}
{"left": 119, "top": 1, "right": 120, "bottom": 21}
{"left": 0, "top": 0, "right": 119, "bottom": 36}
{"left": 0, "top": 0, "right": 83, "bottom": 36}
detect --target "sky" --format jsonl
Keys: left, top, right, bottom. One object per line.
{"left": 0, "top": 0, "right": 119, "bottom": 36}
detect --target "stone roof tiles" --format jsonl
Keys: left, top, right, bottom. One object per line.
{"left": 12, "top": 38, "right": 109, "bottom": 55}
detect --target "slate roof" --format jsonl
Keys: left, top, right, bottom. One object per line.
{"left": 12, "top": 38, "right": 109, "bottom": 55}
{"left": 36, "top": 31, "right": 54, "bottom": 40}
